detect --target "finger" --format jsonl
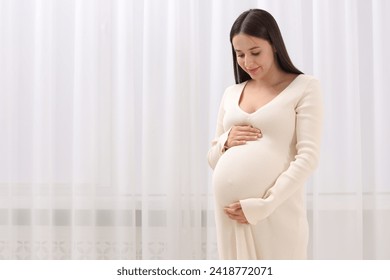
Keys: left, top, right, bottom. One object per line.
{"left": 229, "top": 130, "right": 261, "bottom": 145}
{"left": 227, "top": 202, "right": 241, "bottom": 209}
{"left": 234, "top": 132, "right": 261, "bottom": 138}
{"left": 225, "top": 212, "right": 239, "bottom": 220}
{"left": 249, "top": 126, "right": 262, "bottom": 133}
{"left": 235, "top": 135, "right": 260, "bottom": 141}
{"left": 230, "top": 128, "right": 261, "bottom": 138}
{"left": 225, "top": 212, "right": 241, "bottom": 221}
{"left": 226, "top": 213, "right": 247, "bottom": 223}
{"left": 224, "top": 208, "right": 241, "bottom": 218}
{"left": 224, "top": 207, "right": 238, "bottom": 215}
{"left": 224, "top": 206, "right": 236, "bottom": 213}
{"left": 236, "top": 126, "right": 261, "bottom": 133}
{"left": 229, "top": 140, "right": 246, "bottom": 147}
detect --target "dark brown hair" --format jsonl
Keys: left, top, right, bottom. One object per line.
{"left": 230, "top": 9, "right": 303, "bottom": 84}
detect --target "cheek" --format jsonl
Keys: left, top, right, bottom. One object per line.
{"left": 236, "top": 58, "right": 244, "bottom": 68}
{"left": 263, "top": 55, "right": 275, "bottom": 67}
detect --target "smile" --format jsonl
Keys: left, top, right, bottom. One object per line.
{"left": 246, "top": 67, "right": 260, "bottom": 74}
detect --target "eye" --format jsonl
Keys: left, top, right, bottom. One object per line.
{"left": 236, "top": 54, "right": 244, "bottom": 58}
{"left": 251, "top": 52, "right": 260, "bottom": 56}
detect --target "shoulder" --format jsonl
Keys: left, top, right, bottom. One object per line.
{"left": 221, "top": 81, "right": 247, "bottom": 101}
{"left": 297, "top": 74, "right": 321, "bottom": 90}
{"left": 295, "top": 75, "right": 323, "bottom": 108}
{"left": 224, "top": 81, "right": 247, "bottom": 94}
{"left": 290, "top": 74, "right": 322, "bottom": 99}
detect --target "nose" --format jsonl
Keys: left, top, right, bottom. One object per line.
{"left": 244, "top": 56, "right": 255, "bottom": 69}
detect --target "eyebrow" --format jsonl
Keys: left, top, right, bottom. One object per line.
{"left": 235, "top": 46, "right": 261, "bottom": 52}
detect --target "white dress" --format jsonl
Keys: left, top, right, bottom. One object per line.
{"left": 207, "top": 74, "right": 323, "bottom": 259}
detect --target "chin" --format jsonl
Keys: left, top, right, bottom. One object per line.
{"left": 248, "top": 72, "right": 264, "bottom": 80}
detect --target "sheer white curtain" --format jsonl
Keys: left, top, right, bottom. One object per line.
{"left": 0, "top": 0, "right": 389, "bottom": 260}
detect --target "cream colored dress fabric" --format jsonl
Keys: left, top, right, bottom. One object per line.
{"left": 208, "top": 74, "right": 323, "bottom": 259}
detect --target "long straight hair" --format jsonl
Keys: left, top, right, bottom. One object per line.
{"left": 230, "top": 9, "right": 303, "bottom": 84}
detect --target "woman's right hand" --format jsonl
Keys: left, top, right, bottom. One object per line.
{"left": 225, "top": 125, "right": 262, "bottom": 149}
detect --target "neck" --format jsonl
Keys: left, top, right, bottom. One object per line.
{"left": 252, "top": 66, "right": 286, "bottom": 88}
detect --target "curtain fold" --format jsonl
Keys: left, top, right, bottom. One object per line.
{"left": 0, "top": 0, "right": 389, "bottom": 259}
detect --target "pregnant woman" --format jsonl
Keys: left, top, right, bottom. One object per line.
{"left": 207, "top": 9, "right": 323, "bottom": 259}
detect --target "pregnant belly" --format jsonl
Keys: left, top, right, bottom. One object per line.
{"left": 213, "top": 140, "right": 288, "bottom": 206}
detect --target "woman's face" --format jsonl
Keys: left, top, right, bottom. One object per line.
{"left": 232, "top": 33, "right": 276, "bottom": 80}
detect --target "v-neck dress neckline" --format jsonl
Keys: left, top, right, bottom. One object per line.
{"left": 237, "top": 74, "right": 303, "bottom": 115}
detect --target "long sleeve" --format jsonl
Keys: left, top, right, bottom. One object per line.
{"left": 207, "top": 90, "right": 231, "bottom": 170}
{"left": 240, "top": 78, "right": 323, "bottom": 225}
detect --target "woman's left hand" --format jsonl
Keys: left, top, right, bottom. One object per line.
{"left": 224, "top": 202, "right": 248, "bottom": 224}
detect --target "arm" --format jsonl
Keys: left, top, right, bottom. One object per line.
{"left": 207, "top": 91, "right": 231, "bottom": 170}
{"left": 207, "top": 88, "right": 261, "bottom": 169}
{"left": 240, "top": 78, "right": 323, "bottom": 225}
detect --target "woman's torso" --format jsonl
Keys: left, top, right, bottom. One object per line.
{"left": 213, "top": 75, "right": 307, "bottom": 205}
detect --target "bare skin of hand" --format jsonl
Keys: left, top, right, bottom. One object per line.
{"left": 225, "top": 125, "right": 262, "bottom": 149}
{"left": 224, "top": 202, "right": 249, "bottom": 224}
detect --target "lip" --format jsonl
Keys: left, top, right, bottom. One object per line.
{"left": 246, "top": 66, "right": 260, "bottom": 75}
